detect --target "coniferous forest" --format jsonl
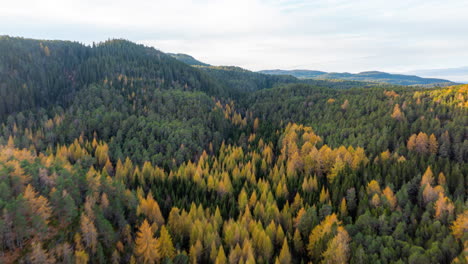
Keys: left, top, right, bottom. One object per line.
{"left": 0, "top": 36, "right": 467, "bottom": 263}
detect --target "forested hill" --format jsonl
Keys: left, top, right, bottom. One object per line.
{"left": 0, "top": 36, "right": 229, "bottom": 121}
{"left": 168, "top": 53, "right": 210, "bottom": 66}
{"left": 0, "top": 36, "right": 467, "bottom": 264}
{"left": 260, "top": 69, "right": 458, "bottom": 86}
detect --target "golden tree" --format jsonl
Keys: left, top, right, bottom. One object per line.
{"left": 293, "top": 229, "right": 304, "bottom": 253}
{"left": 434, "top": 193, "right": 455, "bottom": 220}
{"left": 407, "top": 134, "right": 417, "bottom": 151}
{"left": 391, "top": 104, "right": 404, "bottom": 121}
{"left": 80, "top": 213, "right": 98, "bottom": 253}
{"left": 421, "top": 166, "right": 434, "bottom": 187}
{"left": 215, "top": 245, "right": 227, "bottom": 264}
{"left": 137, "top": 193, "right": 165, "bottom": 227}
{"left": 158, "top": 225, "right": 176, "bottom": 260}
{"left": 382, "top": 186, "right": 397, "bottom": 210}
{"left": 415, "top": 132, "right": 429, "bottom": 154}
{"left": 340, "top": 198, "right": 348, "bottom": 217}
{"left": 308, "top": 213, "right": 340, "bottom": 260}
{"left": 341, "top": 99, "right": 349, "bottom": 110}
{"left": 322, "top": 226, "right": 351, "bottom": 264}
{"left": 366, "top": 180, "right": 381, "bottom": 196}
{"left": 28, "top": 242, "right": 56, "bottom": 264}
{"left": 451, "top": 210, "right": 468, "bottom": 240}
{"left": 134, "top": 220, "right": 160, "bottom": 264}
{"left": 24, "top": 184, "right": 52, "bottom": 226}
{"left": 75, "top": 250, "right": 89, "bottom": 264}
{"left": 278, "top": 238, "right": 292, "bottom": 264}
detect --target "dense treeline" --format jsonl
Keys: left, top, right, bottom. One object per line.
{"left": 248, "top": 84, "right": 467, "bottom": 162}
{"left": 0, "top": 36, "right": 231, "bottom": 121}
{"left": 199, "top": 66, "right": 391, "bottom": 96}
{"left": 0, "top": 37, "right": 466, "bottom": 263}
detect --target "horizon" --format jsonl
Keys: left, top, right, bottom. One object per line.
{"left": 1, "top": 0, "right": 467, "bottom": 82}
{"left": 2, "top": 34, "right": 467, "bottom": 83}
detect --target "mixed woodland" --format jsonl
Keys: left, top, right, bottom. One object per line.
{"left": 0, "top": 36, "right": 466, "bottom": 263}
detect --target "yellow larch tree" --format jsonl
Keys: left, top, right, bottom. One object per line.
{"left": 215, "top": 245, "right": 227, "bottom": 264}
{"left": 308, "top": 213, "right": 340, "bottom": 260}
{"left": 421, "top": 166, "right": 434, "bottom": 187}
{"left": 428, "top": 134, "right": 438, "bottom": 154}
{"left": 340, "top": 198, "right": 348, "bottom": 217}
{"left": 134, "top": 220, "right": 160, "bottom": 264}
{"left": 391, "top": 104, "right": 404, "bottom": 121}
{"left": 137, "top": 193, "right": 165, "bottom": 227}
{"left": 80, "top": 213, "right": 98, "bottom": 253}
{"left": 158, "top": 225, "right": 176, "bottom": 260}
{"left": 23, "top": 184, "right": 52, "bottom": 226}
{"left": 407, "top": 134, "right": 417, "bottom": 151}
{"left": 434, "top": 193, "right": 455, "bottom": 220}
{"left": 366, "top": 180, "right": 381, "bottom": 196}
{"left": 451, "top": 210, "right": 468, "bottom": 240}
{"left": 382, "top": 186, "right": 397, "bottom": 210}
{"left": 322, "top": 226, "right": 351, "bottom": 264}
{"left": 278, "top": 238, "right": 292, "bottom": 264}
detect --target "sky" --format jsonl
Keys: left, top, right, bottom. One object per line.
{"left": 2, "top": 0, "right": 467, "bottom": 82}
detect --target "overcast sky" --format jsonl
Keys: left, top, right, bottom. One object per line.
{"left": 2, "top": 0, "right": 467, "bottom": 81}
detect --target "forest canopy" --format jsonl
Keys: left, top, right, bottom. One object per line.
{"left": 0, "top": 36, "right": 466, "bottom": 264}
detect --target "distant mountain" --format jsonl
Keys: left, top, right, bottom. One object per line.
{"left": 260, "top": 69, "right": 327, "bottom": 78}
{"left": 259, "top": 69, "right": 457, "bottom": 86}
{"left": 168, "top": 53, "right": 210, "bottom": 66}
{"left": 405, "top": 66, "right": 468, "bottom": 83}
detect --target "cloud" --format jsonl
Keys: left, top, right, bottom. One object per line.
{"left": 1, "top": 0, "right": 467, "bottom": 75}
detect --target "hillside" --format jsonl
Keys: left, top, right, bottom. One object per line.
{"left": 168, "top": 53, "right": 210, "bottom": 66}
{"left": 0, "top": 37, "right": 467, "bottom": 264}
{"left": 260, "top": 69, "right": 457, "bottom": 86}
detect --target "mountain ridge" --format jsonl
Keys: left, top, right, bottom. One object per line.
{"left": 259, "top": 69, "right": 457, "bottom": 86}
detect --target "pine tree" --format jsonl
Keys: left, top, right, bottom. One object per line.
{"left": 438, "top": 131, "right": 451, "bottom": 158}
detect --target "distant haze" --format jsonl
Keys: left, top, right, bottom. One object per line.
{"left": 1, "top": 0, "right": 467, "bottom": 79}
